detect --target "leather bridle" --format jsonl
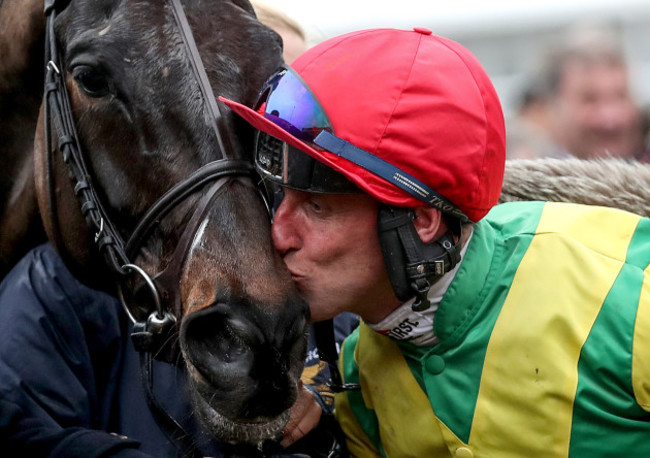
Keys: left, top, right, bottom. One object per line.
{"left": 43, "top": 0, "right": 266, "bottom": 454}
{"left": 43, "top": 0, "right": 265, "bottom": 352}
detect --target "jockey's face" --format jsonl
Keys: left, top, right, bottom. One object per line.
{"left": 271, "top": 188, "right": 401, "bottom": 323}
{"left": 552, "top": 60, "right": 643, "bottom": 159}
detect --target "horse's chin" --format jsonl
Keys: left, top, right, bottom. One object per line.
{"left": 191, "top": 392, "right": 291, "bottom": 445}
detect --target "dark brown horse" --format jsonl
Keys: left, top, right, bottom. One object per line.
{"left": 0, "top": 0, "right": 308, "bottom": 447}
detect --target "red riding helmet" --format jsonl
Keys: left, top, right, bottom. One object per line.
{"left": 220, "top": 27, "right": 506, "bottom": 223}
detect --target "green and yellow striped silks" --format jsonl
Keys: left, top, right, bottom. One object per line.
{"left": 336, "top": 201, "right": 650, "bottom": 458}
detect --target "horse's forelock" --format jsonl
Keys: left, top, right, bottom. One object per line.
{"left": 179, "top": 0, "right": 283, "bottom": 161}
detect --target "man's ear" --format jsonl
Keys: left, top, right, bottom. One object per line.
{"left": 412, "top": 207, "right": 445, "bottom": 244}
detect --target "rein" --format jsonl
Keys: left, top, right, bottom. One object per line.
{"left": 42, "top": 0, "right": 264, "bottom": 454}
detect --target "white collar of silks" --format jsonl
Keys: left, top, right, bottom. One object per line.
{"left": 367, "top": 226, "right": 474, "bottom": 347}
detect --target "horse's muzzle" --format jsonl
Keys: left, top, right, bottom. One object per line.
{"left": 180, "top": 299, "right": 308, "bottom": 421}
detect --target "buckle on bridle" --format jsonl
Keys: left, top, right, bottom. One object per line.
{"left": 46, "top": 60, "right": 60, "bottom": 75}
{"left": 131, "top": 312, "right": 177, "bottom": 354}
{"left": 119, "top": 263, "right": 164, "bottom": 323}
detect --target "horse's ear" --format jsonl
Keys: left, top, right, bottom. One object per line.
{"left": 230, "top": 0, "right": 256, "bottom": 16}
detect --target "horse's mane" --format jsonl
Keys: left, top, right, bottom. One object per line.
{"left": 501, "top": 157, "right": 650, "bottom": 217}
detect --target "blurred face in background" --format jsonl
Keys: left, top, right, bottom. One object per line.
{"left": 551, "top": 59, "right": 643, "bottom": 159}
{"left": 274, "top": 25, "right": 308, "bottom": 64}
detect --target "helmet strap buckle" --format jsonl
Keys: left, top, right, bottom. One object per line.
{"left": 378, "top": 205, "right": 462, "bottom": 309}
{"left": 411, "top": 277, "right": 432, "bottom": 312}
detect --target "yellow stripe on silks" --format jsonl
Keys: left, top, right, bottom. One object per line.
{"left": 334, "top": 386, "right": 381, "bottom": 457}
{"left": 633, "top": 267, "right": 650, "bottom": 411}
{"left": 469, "top": 203, "right": 640, "bottom": 457}
{"left": 335, "top": 333, "right": 381, "bottom": 458}
{"left": 356, "top": 323, "right": 460, "bottom": 457}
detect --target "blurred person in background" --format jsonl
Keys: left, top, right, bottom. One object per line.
{"left": 252, "top": 1, "right": 309, "bottom": 64}
{"left": 506, "top": 75, "right": 558, "bottom": 159}
{"left": 508, "top": 22, "right": 647, "bottom": 161}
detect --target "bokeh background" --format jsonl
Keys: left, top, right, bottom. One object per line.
{"left": 272, "top": 0, "right": 650, "bottom": 121}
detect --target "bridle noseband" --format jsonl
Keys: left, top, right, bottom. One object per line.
{"left": 43, "top": 1, "right": 267, "bottom": 454}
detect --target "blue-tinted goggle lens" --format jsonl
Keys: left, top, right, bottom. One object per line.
{"left": 253, "top": 66, "right": 359, "bottom": 194}
{"left": 255, "top": 66, "right": 333, "bottom": 144}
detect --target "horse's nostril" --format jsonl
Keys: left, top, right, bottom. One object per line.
{"left": 182, "top": 305, "right": 256, "bottom": 387}
{"left": 180, "top": 302, "right": 306, "bottom": 420}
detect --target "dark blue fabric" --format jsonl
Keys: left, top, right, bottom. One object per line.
{"left": 0, "top": 244, "right": 224, "bottom": 457}
{"left": 304, "top": 313, "right": 359, "bottom": 388}
{"left": 0, "top": 244, "right": 358, "bottom": 457}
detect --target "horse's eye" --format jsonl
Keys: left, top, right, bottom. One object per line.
{"left": 72, "top": 65, "right": 110, "bottom": 97}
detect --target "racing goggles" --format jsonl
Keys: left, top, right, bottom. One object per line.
{"left": 252, "top": 66, "right": 470, "bottom": 222}
{"left": 253, "top": 65, "right": 359, "bottom": 193}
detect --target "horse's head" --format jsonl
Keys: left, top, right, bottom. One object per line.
{"left": 32, "top": 0, "right": 308, "bottom": 444}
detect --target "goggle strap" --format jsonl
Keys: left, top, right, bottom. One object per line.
{"left": 314, "top": 131, "right": 469, "bottom": 222}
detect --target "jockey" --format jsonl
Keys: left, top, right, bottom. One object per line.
{"left": 221, "top": 27, "right": 650, "bottom": 456}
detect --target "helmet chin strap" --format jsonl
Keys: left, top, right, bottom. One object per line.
{"left": 378, "top": 205, "right": 462, "bottom": 311}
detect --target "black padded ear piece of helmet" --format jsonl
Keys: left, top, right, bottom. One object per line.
{"left": 378, "top": 205, "right": 462, "bottom": 310}
{"left": 377, "top": 206, "right": 413, "bottom": 301}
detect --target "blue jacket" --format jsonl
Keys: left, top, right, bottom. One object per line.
{"left": 0, "top": 244, "right": 226, "bottom": 457}
{"left": 0, "top": 244, "right": 359, "bottom": 457}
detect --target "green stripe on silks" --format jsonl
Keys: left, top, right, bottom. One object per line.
{"left": 406, "top": 201, "right": 544, "bottom": 443}
{"left": 625, "top": 217, "right": 650, "bottom": 269}
{"left": 338, "top": 328, "right": 385, "bottom": 457}
{"left": 570, "top": 217, "right": 650, "bottom": 457}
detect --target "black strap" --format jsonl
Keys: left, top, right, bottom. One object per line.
{"left": 125, "top": 160, "right": 254, "bottom": 256}
{"left": 139, "top": 351, "right": 203, "bottom": 458}
{"left": 44, "top": 10, "right": 131, "bottom": 274}
{"left": 314, "top": 130, "right": 470, "bottom": 222}
{"left": 378, "top": 206, "right": 462, "bottom": 311}
{"left": 313, "top": 320, "right": 360, "bottom": 392}
{"left": 168, "top": 0, "right": 233, "bottom": 157}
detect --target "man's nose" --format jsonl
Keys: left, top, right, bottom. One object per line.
{"left": 271, "top": 195, "right": 299, "bottom": 256}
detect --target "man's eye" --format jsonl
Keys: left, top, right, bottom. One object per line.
{"left": 309, "top": 200, "right": 322, "bottom": 212}
{"left": 72, "top": 65, "right": 110, "bottom": 97}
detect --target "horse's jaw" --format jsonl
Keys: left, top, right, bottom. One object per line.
{"left": 184, "top": 358, "right": 296, "bottom": 445}
{"left": 190, "top": 388, "right": 292, "bottom": 445}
